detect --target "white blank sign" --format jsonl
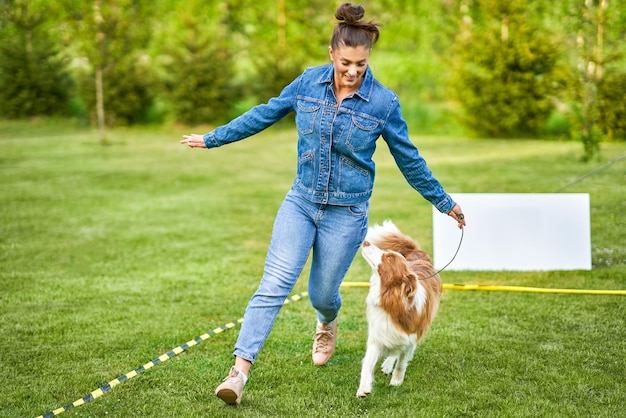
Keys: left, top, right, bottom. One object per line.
{"left": 433, "top": 193, "right": 591, "bottom": 271}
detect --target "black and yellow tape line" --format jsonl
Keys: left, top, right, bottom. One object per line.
{"left": 37, "top": 282, "right": 624, "bottom": 417}
{"left": 37, "top": 292, "right": 308, "bottom": 418}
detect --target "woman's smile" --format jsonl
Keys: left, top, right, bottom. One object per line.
{"left": 329, "top": 45, "right": 370, "bottom": 92}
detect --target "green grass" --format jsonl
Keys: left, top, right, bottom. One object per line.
{"left": 1, "top": 120, "right": 625, "bottom": 418}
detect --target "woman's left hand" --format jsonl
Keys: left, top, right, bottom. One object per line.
{"left": 448, "top": 204, "right": 466, "bottom": 229}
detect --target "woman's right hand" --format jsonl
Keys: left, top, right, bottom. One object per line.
{"left": 181, "top": 134, "right": 207, "bottom": 148}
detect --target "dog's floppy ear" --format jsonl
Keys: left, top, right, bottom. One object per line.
{"left": 401, "top": 272, "right": 418, "bottom": 298}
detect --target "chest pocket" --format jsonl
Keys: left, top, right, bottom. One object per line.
{"left": 296, "top": 100, "right": 321, "bottom": 135}
{"left": 346, "top": 114, "right": 380, "bottom": 151}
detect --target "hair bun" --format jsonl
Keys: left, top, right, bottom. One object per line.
{"left": 335, "top": 2, "right": 365, "bottom": 24}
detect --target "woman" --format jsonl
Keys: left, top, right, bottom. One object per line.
{"left": 181, "top": 3, "right": 465, "bottom": 405}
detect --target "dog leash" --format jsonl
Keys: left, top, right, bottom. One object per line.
{"left": 420, "top": 154, "right": 625, "bottom": 279}
{"left": 419, "top": 215, "right": 464, "bottom": 281}
{"left": 420, "top": 152, "right": 625, "bottom": 281}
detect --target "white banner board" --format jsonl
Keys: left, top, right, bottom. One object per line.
{"left": 433, "top": 193, "right": 591, "bottom": 271}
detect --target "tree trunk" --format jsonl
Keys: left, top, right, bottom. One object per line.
{"left": 95, "top": 65, "right": 106, "bottom": 144}
{"left": 596, "top": 0, "right": 607, "bottom": 81}
{"left": 94, "top": 0, "right": 107, "bottom": 144}
{"left": 277, "top": 0, "right": 286, "bottom": 72}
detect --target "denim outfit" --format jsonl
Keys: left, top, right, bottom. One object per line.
{"left": 203, "top": 64, "right": 456, "bottom": 363}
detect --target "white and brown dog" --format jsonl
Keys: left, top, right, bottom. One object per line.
{"left": 356, "top": 220, "right": 442, "bottom": 398}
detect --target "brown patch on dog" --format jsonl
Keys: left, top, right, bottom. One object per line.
{"left": 377, "top": 249, "right": 442, "bottom": 341}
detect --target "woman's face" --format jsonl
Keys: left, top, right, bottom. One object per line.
{"left": 329, "top": 44, "right": 370, "bottom": 92}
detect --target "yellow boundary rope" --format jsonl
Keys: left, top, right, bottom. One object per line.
{"left": 443, "top": 283, "right": 626, "bottom": 295}
{"left": 36, "top": 283, "right": 624, "bottom": 417}
{"left": 342, "top": 281, "right": 626, "bottom": 295}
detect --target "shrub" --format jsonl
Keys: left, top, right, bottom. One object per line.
{"left": 0, "top": 3, "right": 71, "bottom": 118}
{"left": 161, "top": 16, "right": 237, "bottom": 126}
{"left": 597, "top": 70, "right": 626, "bottom": 140}
{"left": 449, "top": 0, "right": 559, "bottom": 137}
{"left": 75, "top": 55, "right": 158, "bottom": 127}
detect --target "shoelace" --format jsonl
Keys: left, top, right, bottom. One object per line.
{"left": 223, "top": 367, "right": 242, "bottom": 383}
{"left": 313, "top": 327, "right": 334, "bottom": 352}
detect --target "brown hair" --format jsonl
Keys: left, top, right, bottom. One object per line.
{"left": 330, "top": 3, "right": 381, "bottom": 50}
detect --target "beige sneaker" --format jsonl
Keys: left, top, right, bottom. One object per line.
{"left": 215, "top": 366, "right": 245, "bottom": 405}
{"left": 312, "top": 318, "right": 338, "bottom": 366}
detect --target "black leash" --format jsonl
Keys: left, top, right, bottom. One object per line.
{"left": 554, "top": 153, "right": 625, "bottom": 193}
{"left": 419, "top": 152, "right": 626, "bottom": 281}
{"left": 419, "top": 214, "right": 464, "bottom": 281}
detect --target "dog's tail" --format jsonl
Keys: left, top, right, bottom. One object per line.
{"left": 365, "top": 220, "right": 423, "bottom": 260}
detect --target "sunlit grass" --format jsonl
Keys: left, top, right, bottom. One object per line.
{"left": 1, "top": 120, "right": 624, "bottom": 417}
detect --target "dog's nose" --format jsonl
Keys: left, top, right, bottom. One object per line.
{"left": 363, "top": 241, "right": 370, "bottom": 247}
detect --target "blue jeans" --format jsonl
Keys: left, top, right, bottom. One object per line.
{"left": 233, "top": 189, "right": 369, "bottom": 363}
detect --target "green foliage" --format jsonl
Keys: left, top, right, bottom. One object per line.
{"left": 249, "top": 54, "right": 304, "bottom": 106}
{"left": 67, "top": 0, "right": 159, "bottom": 127}
{"left": 76, "top": 54, "right": 159, "bottom": 126}
{"left": 0, "top": 0, "right": 71, "bottom": 118}
{"left": 448, "top": 0, "right": 559, "bottom": 137}
{"left": 0, "top": 41, "right": 71, "bottom": 118}
{"left": 553, "top": 0, "right": 626, "bottom": 159}
{"left": 597, "top": 70, "right": 626, "bottom": 140}
{"left": 160, "top": 5, "right": 237, "bottom": 125}
{"left": 367, "top": 1, "right": 454, "bottom": 101}
{"left": 222, "top": 0, "right": 329, "bottom": 103}
{"left": 2, "top": 0, "right": 626, "bottom": 159}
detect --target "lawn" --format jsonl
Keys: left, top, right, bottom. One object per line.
{"left": 1, "top": 119, "right": 625, "bottom": 418}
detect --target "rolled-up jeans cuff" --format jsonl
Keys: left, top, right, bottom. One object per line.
{"left": 233, "top": 350, "right": 255, "bottom": 364}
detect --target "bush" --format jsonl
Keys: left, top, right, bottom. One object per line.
{"left": 0, "top": 27, "right": 71, "bottom": 118}
{"left": 449, "top": 0, "right": 559, "bottom": 137}
{"left": 74, "top": 56, "right": 158, "bottom": 127}
{"left": 597, "top": 70, "right": 626, "bottom": 140}
{"left": 161, "top": 16, "right": 238, "bottom": 126}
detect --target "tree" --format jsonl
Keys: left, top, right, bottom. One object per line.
{"left": 597, "top": 71, "right": 626, "bottom": 140}
{"left": 447, "top": 0, "right": 560, "bottom": 137}
{"left": 158, "top": 2, "right": 237, "bottom": 125}
{"left": 0, "top": 0, "right": 70, "bottom": 118}
{"left": 222, "top": 0, "right": 329, "bottom": 103}
{"left": 67, "top": 0, "right": 158, "bottom": 143}
{"left": 556, "top": 0, "right": 626, "bottom": 159}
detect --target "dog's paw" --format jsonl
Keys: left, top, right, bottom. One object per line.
{"left": 389, "top": 373, "right": 405, "bottom": 386}
{"left": 381, "top": 357, "right": 396, "bottom": 374}
{"left": 356, "top": 388, "right": 371, "bottom": 398}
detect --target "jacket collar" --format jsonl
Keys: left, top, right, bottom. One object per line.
{"left": 319, "top": 64, "right": 373, "bottom": 102}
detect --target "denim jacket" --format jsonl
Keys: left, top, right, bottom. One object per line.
{"left": 203, "top": 64, "right": 455, "bottom": 213}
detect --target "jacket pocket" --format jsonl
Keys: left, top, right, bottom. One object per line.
{"left": 338, "top": 156, "right": 371, "bottom": 194}
{"left": 297, "top": 150, "right": 315, "bottom": 189}
{"left": 296, "top": 100, "right": 321, "bottom": 135}
{"left": 346, "top": 114, "right": 379, "bottom": 151}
